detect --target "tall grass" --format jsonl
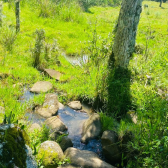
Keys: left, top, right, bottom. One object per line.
{"left": 0, "top": 1, "right": 168, "bottom": 167}
{"left": 79, "top": 0, "right": 122, "bottom": 11}
{"left": 35, "top": 0, "right": 85, "bottom": 23}
{"left": 32, "top": 29, "right": 45, "bottom": 68}
{"left": 0, "top": 25, "right": 17, "bottom": 51}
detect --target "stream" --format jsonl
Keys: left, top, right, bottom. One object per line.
{"left": 21, "top": 88, "right": 103, "bottom": 158}
{"left": 62, "top": 53, "right": 89, "bottom": 66}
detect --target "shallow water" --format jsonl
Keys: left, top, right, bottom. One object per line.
{"left": 20, "top": 87, "right": 36, "bottom": 102}
{"left": 23, "top": 89, "right": 103, "bottom": 158}
{"left": 25, "top": 112, "right": 46, "bottom": 125}
{"left": 58, "top": 107, "right": 88, "bottom": 138}
{"left": 62, "top": 53, "right": 89, "bottom": 66}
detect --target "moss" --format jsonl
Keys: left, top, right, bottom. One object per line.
{"left": 37, "top": 147, "right": 64, "bottom": 168}
{"left": 0, "top": 124, "right": 30, "bottom": 168}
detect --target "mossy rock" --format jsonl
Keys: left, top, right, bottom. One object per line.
{"left": 0, "top": 124, "right": 30, "bottom": 168}
{"left": 37, "top": 141, "right": 64, "bottom": 168}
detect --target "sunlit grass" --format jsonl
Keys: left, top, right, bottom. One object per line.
{"left": 0, "top": 0, "right": 167, "bottom": 122}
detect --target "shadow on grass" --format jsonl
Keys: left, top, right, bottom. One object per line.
{"left": 107, "top": 67, "right": 133, "bottom": 118}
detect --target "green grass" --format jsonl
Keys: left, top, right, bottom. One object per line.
{"left": 0, "top": 0, "right": 167, "bottom": 125}
{"left": 0, "top": 0, "right": 168, "bottom": 167}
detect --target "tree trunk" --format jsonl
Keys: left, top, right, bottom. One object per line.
{"left": 159, "top": 0, "right": 162, "bottom": 7}
{"left": 0, "top": 1, "right": 3, "bottom": 27}
{"left": 15, "top": 0, "right": 20, "bottom": 33}
{"left": 109, "top": 0, "right": 142, "bottom": 68}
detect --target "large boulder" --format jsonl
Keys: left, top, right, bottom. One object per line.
{"left": 81, "top": 113, "right": 102, "bottom": 143}
{"left": 37, "top": 141, "right": 64, "bottom": 168}
{"left": 44, "top": 69, "right": 62, "bottom": 81}
{"left": 30, "top": 81, "right": 53, "bottom": 93}
{"left": 64, "top": 147, "right": 116, "bottom": 168}
{"left": 59, "top": 137, "right": 73, "bottom": 152}
{"left": 0, "top": 124, "right": 30, "bottom": 168}
{"left": 68, "top": 101, "right": 82, "bottom": 110}
{"left": 36, "top": 94, "right": 59, "bottom": 118}
{"left": 101, "top": 130, "right": 121, "bottom": 165}
{"left": 45, "top": 116, "right": 68, "bottom": 132}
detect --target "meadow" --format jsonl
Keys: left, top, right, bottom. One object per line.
{"left": 0, "top": 0, "right": 168, "bottom": 167}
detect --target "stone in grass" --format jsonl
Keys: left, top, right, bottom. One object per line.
{"left": 68, "top": 101, "right": 82, "bottom": 110}
{"left": 36, "top": 94, "right": 59, "bottom": 118}
{"left": 101, "top": 130, "right": 121, "bottom": 165}
{"left": 81, "top": 113, "right": 102, "bottom": 144}
{"left": 12, "top": 83, "right": 23, "bottom": 88}
{"left": 0, "top": 106, "right": 5, "bottom": 114}
{"left": 64, "top": 147, "right": 116, "bottom": 168}
{"left": 44, "top": 69, "right": 62, "bottom": 81}
{"left": 45, "top": 116, "right": 68, "bottom": 132}
{"left": 28, "top": 123, "right": 41, "bottom": 133}
{"left": 37, "top": 141, "right": 64, "bottom": 168}
{"left": 30, "top": 81, "right": 53, "bottom": 93}
{"left": 126, "top": 110, "right": 137, "bottom": 124}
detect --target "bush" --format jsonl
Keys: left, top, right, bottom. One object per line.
{"left": 36, "top": 0, "right": 84, "bottom": 23}
{"left": 99, "top": 111, "right": 115, "bottom": 131}
{"left": 0, "top": 25, "right": 17, "bottom": 51}
{"left": 126, "top": 88, "right": 168, "bottom": 167}
{"left": 55, "top": 0, "right": 84, "bottom": 23}
{"left": 32, "top": 29, "right": 45, "bottom": 68}
{"left": 79, "top": 0, "right": 122, "bottom": 11}
{"left": 38, "top": 0, "right": 53, "bottom": 17}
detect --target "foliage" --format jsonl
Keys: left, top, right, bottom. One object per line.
{"left": 107, "top": 67, "right": 134, "bottom": 117}
{"left": 126, "top": 91, "right": 168, "bottom": 167}
{"left": 38, "top": 0, "right": 53, "bottom": 18}
{"left": 79, "top": 0, "right": 122, "bottom": 11}
{"left": 35, "top": 0, "right": 85, "bottom": 23}
{"left": 28, "top": 124, "right": 50, "bottom": 155}
{"left": 36, "top": 147, "right": 71, "bottom": 167}
{"left": 32, "top": 29, "right": 45, "bottom": 68}
{"left": 0, "top": 1, "right": 168, "bottom": 167}
{"left": 3, "top": 111, "right": 17, "bottom": 124}
{"left": 0, "top": 25, "right": 17, "bottom": 51}
{"left": 56, "top": 133, "right": 69, "bottom": 144}
{"left": 99, "top": 111, "right": 116, "bottom": 131}
{"left": 82, "top": 25, "right": 112, "bottom": 108}
{"left": 86, "top": 25, "right": 112, "bottom": 67}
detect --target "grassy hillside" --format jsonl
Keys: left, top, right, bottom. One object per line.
{"left": 0, "top": 0, "right": 168, "bottom": 167}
